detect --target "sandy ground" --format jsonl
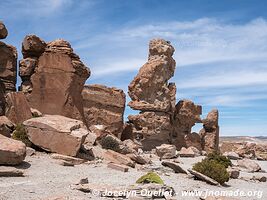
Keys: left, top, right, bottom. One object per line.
{"left": 0, "top": 153, "right": 266, "bottom": 200}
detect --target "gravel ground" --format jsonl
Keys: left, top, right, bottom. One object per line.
{"left": 0, "top": 153, "right": 266, "bottom": 200}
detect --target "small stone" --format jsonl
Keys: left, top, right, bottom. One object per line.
{"left": 78, "top": 178, "right": 89, "bottom": 184}
{"left": 26, "top": 147, "right": 35, "bottom": 156}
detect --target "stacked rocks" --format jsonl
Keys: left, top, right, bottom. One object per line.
{"left": 125, "top": 39, "right": 176, "bottom": 150}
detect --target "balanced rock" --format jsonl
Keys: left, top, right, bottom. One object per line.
{"left": 200, "top": 109, "right": 219, "bottom": 153}
{"left": 0, "top": 134, "right": 26, "bottom": 165}
{"left": 0, "top": 41, "right": 17, "bottom": 93}
{"left": 82, "top": 84, "right": 125, "bottom": 137}
{"left": 5, "top": 92, "right": 32, "bottom": 124}
{"left": 0, "top": 22, "right": 8, "bottom": 39}
{"left": 23, "top": 115, "right": 88, "bottom": 156}
{"left": 22, "top": 35, "right": 46, "bottom": 58}
{"left": 128, "top": 39, "right": 176, "bottom": 112}
{"left": 20, "top": 37, "right": 90, "bottom": 123}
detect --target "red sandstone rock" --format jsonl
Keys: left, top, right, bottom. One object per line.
{"left": 0, "top": 22, "right": 8, "bottom": 39}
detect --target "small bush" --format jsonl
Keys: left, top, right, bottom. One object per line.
{"left": 193, "top": 159, "right": 230, "bottom": 184}
{"left": 100, "top": 136, "right": 120, "bottom": 152}
{"left": 136, "top": 172, "right": 164, "bottom": 185}
{"left": 12, "top": 124, "right": 32, "bottom": 147}
{"left": 207, "top": 152, "right": 232, "bottom": 168}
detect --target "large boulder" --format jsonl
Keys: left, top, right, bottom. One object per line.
{"left": 0, "top": 22, "right": 8, "bottom": 39}
{"left": 128, "top": 39, "right": 176, "bottom": 112}
{"left": 237, "top": 158, "right": 261, "bottom": 172}
{"left": 0, "top": 41, "right": 17, "bottom": 93}
{"left": 82, "top": 84, "right": 125, "bottom": 137}
{"left": 127, "top": 111, "right": 172, "bottom": 150}
{"left": 5, "top": 92, "right": 32, "bottom": 124}
{"left": 172, "top": 100, "right": 202, "bottom": 149}
{"left": 0, "top": 134, "right": 26, "bottom": 165}
{"left": 200, "top": 109, "right": 219, "bottom": 153}
{"left": 23, "top": 115, "right": 88, "bottom": 156}
{"left": 19, "top": 37, "right": 90, "bottom": 123}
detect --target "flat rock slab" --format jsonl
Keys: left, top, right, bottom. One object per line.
{"left": 188, "top": 169, "right": 219, "bottom": 186}
{"left": 0, "top": 166, "right": 24, "bottom": 177}
{"left": 107, "top": 162, "right": 129, "bottom": 172}
{"left": 51, "top": 153, "right": 86, "bottom": 165}
{"left": 161, "top": 161, "right": 187, "bottom": 174}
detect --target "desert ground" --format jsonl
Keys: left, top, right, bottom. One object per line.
{"left": 0, "top": 151, "right": 266, "bottom": 200}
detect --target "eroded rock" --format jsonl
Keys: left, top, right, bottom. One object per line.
{"left": 20, "top": 36, "right": 90, "bottom": 123}
{"left": 82, "top": 84, "right": 125, "bottom": 136}
{"left": 200, "top": 109, "right": 219, "bottom": 153}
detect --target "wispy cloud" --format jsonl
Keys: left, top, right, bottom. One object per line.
{"left": 0, "top": 0, "right": 73, "bottom": 17}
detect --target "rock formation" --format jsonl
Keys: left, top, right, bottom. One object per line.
{"left": 200, "top": 109, "right": 220, "bottom": 153}
{"left": 0, "top": 22, "right": 17, "bottom": 116}
{"left": 23, "top": 115, "right": 89, "bottom": 156}
{"left": 82, "top": 84, "right": 126, "bottom": 137}
{"left": 172, "top": 100, "right": 202, "bottom": 150}
{"left": 125, "top": 39, "right": 176, "bottom": 150}
{"left": 125, "top": 39, "right": 207, "bottom": 151}
{"left": 0, "top": 34, "right": 17, "bottom": 93}
{"left": 19, "top": 36, "right": 90, "bottom": 122}
{"left": 128, "top": 39, "right": 176, "bottom": 112}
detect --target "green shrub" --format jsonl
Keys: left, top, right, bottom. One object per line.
{"left": 12, "top": 124, "right": 32, "bottom": 147}
{"left": 136, "top": 172, "right": 164, "bottom": 185}
{"left": 100, "top": 135, "right": 120, "bottom": 152}
{"left": 193, "top": 159, "right": 230, "bottom": 184}
{"left": 207, "top": 152, "right": 232, "bottom": 168}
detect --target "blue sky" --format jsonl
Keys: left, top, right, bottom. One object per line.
{"left": 1, "top": 0, "right": 267, "bottom": 136}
